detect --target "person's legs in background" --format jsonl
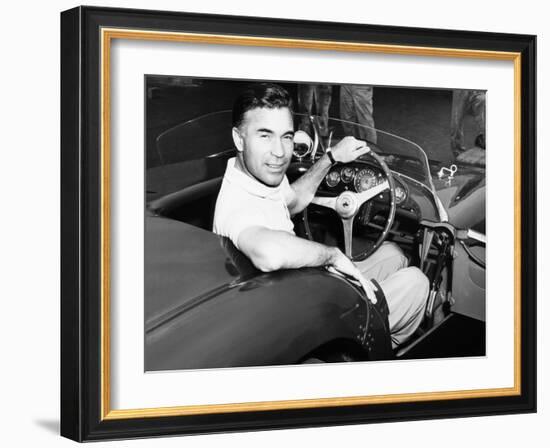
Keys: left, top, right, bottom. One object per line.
{"left": 351, "top": 85, "right": 377, "bottom": 144}
{"left": 298, "top": 84, "right": 315, "bottom": 134}
{"left": 470, "top": 90, "right": 486, "bottom": 149}
{"left": 450, "top": 89, "right": 469, "bottom": 156}
{"left": 339, "top": 84, "right": 357, "bottom": 138}
{"left": 340, "top": 84, "right": 377, "bottom": 144}
{"left": 314, "top": 84, "right": 333, "bottom": 137}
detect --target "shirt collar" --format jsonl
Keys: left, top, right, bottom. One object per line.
{"left": 224, "top": 157, "right": 284, "bottom": 199}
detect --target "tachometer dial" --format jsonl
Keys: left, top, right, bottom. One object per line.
{"left": 354, "top": 168, "right": 377, "bottom": 192}
{"left": 325, "top": 170, "right": 341, "bottom": 187}
{"left": 341, "top": 166, "right": 355, "bottom": 183}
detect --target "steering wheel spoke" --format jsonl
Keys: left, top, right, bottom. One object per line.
{"left": 311, "top": 195, "right": 337, "bottom": 210}
{"left": 356, "top": 180, "right": 390, "bottom": 205}
{"left": 342, "top": 216, "right": 355, "bottom": 258}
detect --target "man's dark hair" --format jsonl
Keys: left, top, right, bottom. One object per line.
{"left": 232, "top": 83, "right": 293, "bottom": 128}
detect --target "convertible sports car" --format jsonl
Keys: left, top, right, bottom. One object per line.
{"left": 145, "top": 110, "right": 486, "bottom": 371}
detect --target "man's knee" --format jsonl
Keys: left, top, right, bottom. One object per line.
{"left": 403, "top": 266, "right": 429, "bottom": 308}
{"left": 382, "top": 242, "right": 408, "bottom": 270}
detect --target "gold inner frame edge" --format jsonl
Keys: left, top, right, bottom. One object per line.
{"left": 99, "top": 28, "right": 522, "bottom": 420}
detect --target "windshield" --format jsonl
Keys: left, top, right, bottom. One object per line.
{"left": 302, "top": 114, "right": 434, "bottom": 190}
{"left": 150, "top": 110, "right": 435, "bottom": 197}
{"left": 154, "top": 110, "right": 235, "bottom": 165}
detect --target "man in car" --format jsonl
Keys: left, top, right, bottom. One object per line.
{"left": 213, "top": 83, "right": 429, "bottom": 348}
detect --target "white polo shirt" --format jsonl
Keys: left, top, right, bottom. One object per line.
{"left": 213, "top": 157, "right": 295, "bottom": 250}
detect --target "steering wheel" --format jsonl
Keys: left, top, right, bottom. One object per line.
{"left": 306, "top": 152, "right": 397, "bottom": 261}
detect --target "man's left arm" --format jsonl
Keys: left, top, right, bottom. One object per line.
{"left": 287, "top": 136, "right": 371, "bottom": 215}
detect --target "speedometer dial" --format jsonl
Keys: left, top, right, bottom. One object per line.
{"left": 354, "top": 168, "right": 377, "bottom": 192}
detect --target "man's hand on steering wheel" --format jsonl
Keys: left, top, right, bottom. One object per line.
{"left": 329, "top": 136, "right": 371, "bottom": 163}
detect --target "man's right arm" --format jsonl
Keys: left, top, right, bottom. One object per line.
{"left": 237, "top": 226, "right": 378, "bottom": 303}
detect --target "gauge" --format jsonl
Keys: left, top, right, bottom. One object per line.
{"left": 354, "top": 168, "right": 377, "bottom": 192}
{"left": 292, "top": 130, "right": 313, "bottom": 158}
{"left": 325, "top": 170, "right": 341, "bottom": 188}
{"left": 395, "top": 185, "right": 407, "bottom": 204}
{"left": 341, "top": 166, "right": 355, "bottom": 183}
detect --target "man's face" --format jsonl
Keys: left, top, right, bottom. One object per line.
{"left": 233, "top": 107, "right": 294, "bottom": 187}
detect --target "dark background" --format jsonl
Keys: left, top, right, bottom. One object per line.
{"left": 145, "top": 76, "right": 480, "bottom": 169}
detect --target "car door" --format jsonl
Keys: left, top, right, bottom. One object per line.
{"left": 451, "top": 229, "right": 485, "bottom": 322}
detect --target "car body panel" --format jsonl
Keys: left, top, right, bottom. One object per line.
{"left": 450, "top": 242, "right": 486, "bottom": 321}
{"left": 145, "top": 215, "right": 392, "bottom": 370}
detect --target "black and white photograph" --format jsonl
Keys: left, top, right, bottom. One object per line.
{"left": 54, "top": 4, "right": 537, "bottom": 443}
{"left": 144, "top": 77, "right": 487, "bottom": 371}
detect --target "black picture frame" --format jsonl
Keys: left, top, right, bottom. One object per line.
{"left": 61, "top": 5, "right": 536, "bottom": 442}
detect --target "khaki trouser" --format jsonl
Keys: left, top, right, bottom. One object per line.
{"left": 356, "top": 242, "right": 429, "bottom": 348}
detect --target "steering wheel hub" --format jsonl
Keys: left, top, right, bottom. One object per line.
{"left": 335, "top": 192, "right": 360, "bottom": 218}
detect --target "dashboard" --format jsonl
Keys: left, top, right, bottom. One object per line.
{"left": 314, "top": 161, "right": 442, "bottom": 224}
{"left": 320, "top": 163, "right": 408, "bottom": 205}
{"left": 287, "top": 160, "right": 440, "bottom": 223}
